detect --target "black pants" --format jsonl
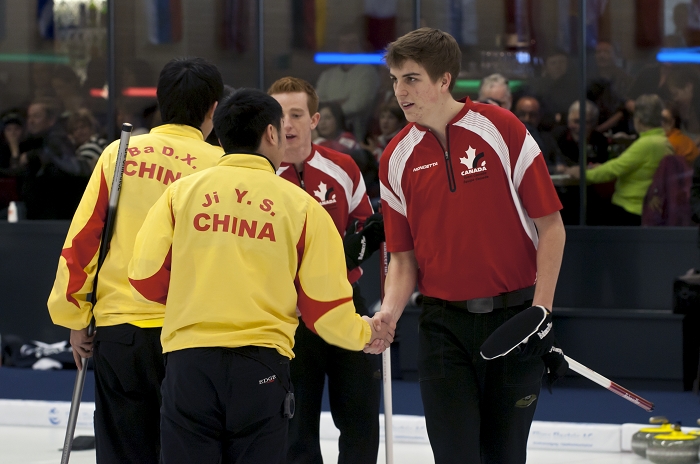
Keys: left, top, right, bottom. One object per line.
{"left": 286, "top": 285, "right": 381, "bottom": 464}
{"left": 161, "top": 346, "right": 291, "bottom": 464}
{"left": 418, "top": 299, "right": 544, "bottom": 464}
{"left": 93, "top": 324, "right": 165, "bottom": 464}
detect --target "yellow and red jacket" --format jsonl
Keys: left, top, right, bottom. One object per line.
{"left": 47, "top": 125, "right": 223, "bottom": 330}
{"left": 128, "top": 153, "right": 372, "bottom": 358}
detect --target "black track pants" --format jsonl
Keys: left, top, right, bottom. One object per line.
{"left": 160, "top": 346, "right": 291, "bottom": 464}
{"left": 418, "top": 300, "right": 544, "bottom": 464}
{"left": 93, "top": 324, "right": 165, "bottom": 464}
{"left": 286, "top": 286, "right": 381, "bottom": 464}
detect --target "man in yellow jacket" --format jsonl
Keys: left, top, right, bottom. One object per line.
{"left": 128, "top": 89, "right": 395, "bottom": 464}
{"left": 47, "top": 58, "right": 224, "bottom": 464}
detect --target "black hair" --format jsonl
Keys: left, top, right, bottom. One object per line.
{"left": 157, "top": 57, "right": 223, "bottom": 129}
{"left": 1, "top": 110, "right": 24, "bottom": 128}
{"left": 213, "top": 88, "right": 283, "bottom": 153}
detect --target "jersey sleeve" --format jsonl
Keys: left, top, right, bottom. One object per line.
{"left": 379, "top": 143, "right": 414, "bottom": 252}
{"left": 128, "top": 186, "right": 175, "bottom": 306}
{"left": 47, "top": 143, "right": 117, "bottom": 330}
{"left": 295, "top": 201, "right": 372, "bottom": 350}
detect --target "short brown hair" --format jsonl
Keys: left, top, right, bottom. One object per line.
{"left": 384, "top": 28, "right": 461, "bottom": 91}
{"left": 267, "top": 77, "right": 319, "bottom": 115}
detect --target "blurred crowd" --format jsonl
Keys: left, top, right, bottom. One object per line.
{"left": 0, "top": 58, "right": 158, "bottom": 219}
{"left": 1, "top": 29, "right": 699, "bottom": 225}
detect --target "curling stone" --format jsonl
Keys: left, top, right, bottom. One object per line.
{"left": 646, "top": 424, "right": 700, "bottom": 464}
{"left": 688, "top": 419, "right": 700, "bottom": 438}
{"left": 688, "top": 420, "right": 700, "bottom": 459}
{"left": 631, "top": 416, "right": 672, "bottom": 458}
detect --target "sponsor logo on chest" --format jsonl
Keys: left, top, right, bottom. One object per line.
{"left": 313, "top": 181, "right": 338, "bottom": 207}
{"left": 413, "top": 162, "right": 438, "bottom": 172}
{"left": 460, "top": 146, "right": 489, "bottom": 183}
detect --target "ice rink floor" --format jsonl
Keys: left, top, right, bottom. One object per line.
{"left": 1, "top": 425, "right": 653, "bottom": 464}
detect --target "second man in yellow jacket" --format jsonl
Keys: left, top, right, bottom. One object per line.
{"left": 129, "top": 89, "right": 395, "bottom": 464}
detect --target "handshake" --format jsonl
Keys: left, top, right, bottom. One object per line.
{"left": 361, "top": 312, "right": 396, "bottom": 354}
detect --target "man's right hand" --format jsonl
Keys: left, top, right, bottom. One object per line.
{"left": 70, "top": 328, "right": 96, "bottom": 370}
{"left": 363, "top": 312, "right": 396, "bottom": 354}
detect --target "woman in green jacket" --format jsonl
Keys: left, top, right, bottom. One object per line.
{"left": 567, "top": 94, "right": 673, "bottom": 225}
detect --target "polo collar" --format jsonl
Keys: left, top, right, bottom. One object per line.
{"left": 218, "top": 152, "right": 276, "bottom": 173}
{"left": 150, "top": 124, "right": 204, "bottom": 140}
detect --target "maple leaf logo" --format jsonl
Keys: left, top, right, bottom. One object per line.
{"left": 313, "top": 181, "right": 330, "bottom": 201}
{"left": 460, "top": 146, "right": 485, "bottom": 169}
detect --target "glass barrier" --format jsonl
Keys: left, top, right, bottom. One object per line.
{"left": 0, "top": 0, "right": 698, "bottom": 226}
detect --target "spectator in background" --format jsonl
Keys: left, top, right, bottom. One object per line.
{"left": 316, "top": 27, "right": 379, "bottom": 141}
{"left": 22, "top": 98, "right": 89, "bottom": 219}
{"left": 554, "top": 99, "right": 611, "bottom": 225}
{"left": 588, "top": 42, "right": 634, "bottom": 135}
{"left": 667, "top": 3, "right": 690, "bottom": 47}
{"left": 592, "top": 42, "right": 632, "bottom": 101}
{"left": 587, "top": 78, "right": 633, "bottom": 135}
{"left": 314, "top": 101, "right": 360, "bottom": 154}
{"left": 116, "top": 96, "right": 150, "bottom": 136}
{"left": 532, "top": 50, "right": 578, "bottom": 124}
{"left": 566, "top": 94, "right": 673, "bottom": 226}
{"left": 477, "top": 73, "right": 512, "bottom": 110}
{"left": 666, "top": 66, "right": 700, "bottom": 135}
{"left": 0, "top": 111, "right": 24, "bottom": 173}
{"left": 554, "top": 99, "right": 609, "bottom": 168}
{"left": 66, "top": 108, "right": 108, "bottom": 173}
{"left": 30, "top": 63, "right": 56, "bottom": 100}
{"left": 663, "top": 103, "right": 700, "bottom": 165}
{"left": 51, "top": 65, "right": 86, "bottom": 115}
{"left": 0, "top": 111, "right": 25, "bottom": 209}
{"left": 111, "top": 59, "right": 158, "bottom": 136}
{"left": 514, "top": 96, "right": 562, "bottom": 173}
{"left": 361, "top": 101, "right": 406, "bottom": 162}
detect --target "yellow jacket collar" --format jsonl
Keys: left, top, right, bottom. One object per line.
{"left": 150, "top": 124, "right": 204, "bottom": 140}
{"left": 218, "top": 153, "right": 276, "bottom": 173}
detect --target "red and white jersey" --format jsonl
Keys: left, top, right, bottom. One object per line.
{"left": 379, "top": 98, "right": 562, "bottom": 301}
{"left": 278, "top": 143, "right": 374, "bottom": 284}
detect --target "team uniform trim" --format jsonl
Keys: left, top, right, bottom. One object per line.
{"left": 454, "top": 110, "right": 538, "bottom": 248}
{"left": 307, "top": 150, "right": 366, "bottom": 215}
{"left": 386, "top": 126, "right": 425, "bottom": 218}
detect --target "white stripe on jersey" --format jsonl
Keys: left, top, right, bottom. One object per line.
{"left": 453, "top": 110, "right": 538, "bottom": 248}
{"left": 380, "top": 181, "right": 405, "bottom": 216}
{"left": 307, "top": 150, "right": 361, "bottom": 213}
{"left": 386, "top": 126, "right": 425, "bottom": 218}
{"left": 513, "top": 131, "right": 541, "bottom": 192}
{"left": 276, "top": 166, "right": 290, "bottom": 175}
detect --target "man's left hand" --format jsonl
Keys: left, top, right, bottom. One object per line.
{"left": 70, "top": 327, "right": 95, "bottom": 370}
{"left": 542, "top": 343, "right": 568, "bottom": 393}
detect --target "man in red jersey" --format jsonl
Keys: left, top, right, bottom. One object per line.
{"left": 269, "top": 77, "right": 384, "bottom": 464}
{"left": 375, "top": 28, "right": 567, "bottom": 464}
